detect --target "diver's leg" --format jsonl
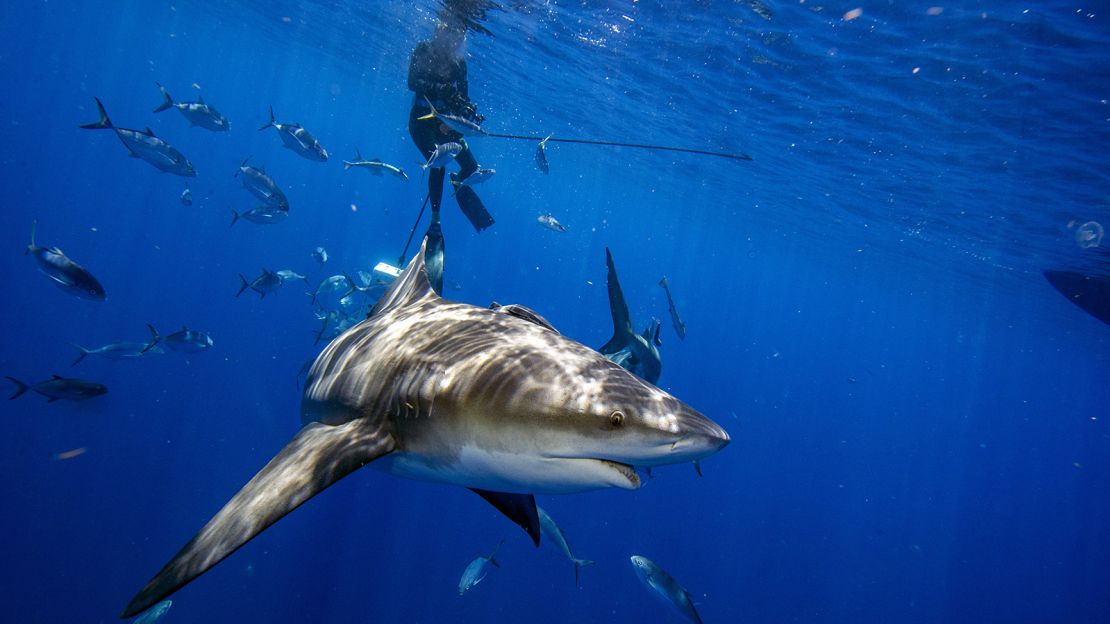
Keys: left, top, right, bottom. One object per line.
{"left": 451, "top": 143, "right": 493, "bottom": 231}
{"left": 428, "top": 167, "right": 446, "bottom": 223}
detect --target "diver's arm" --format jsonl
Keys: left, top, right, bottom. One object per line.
{"left": 456, "top": 60, "right": 470, "bottom": 102}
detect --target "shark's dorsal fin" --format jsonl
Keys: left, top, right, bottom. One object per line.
{"left": 196, "top": 94, "right": 205, "bottom": 104}
{"left": 490, "top": 303, "right": 559, "bottom": 334}
{"left": 599, "top": 247, "right": 633, "bottom": 354}
{"left": 144, "top": 127, "right": 156, "bottom": 136}
{"left": 122, "top": 419, "right": 396, "bottom": 618}
{"left": 371, "top": 238, "right": 435, "bottom": 317}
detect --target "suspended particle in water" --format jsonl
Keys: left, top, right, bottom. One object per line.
{"left": 1075, "top": 221, "right": 1104, "bottom": 248}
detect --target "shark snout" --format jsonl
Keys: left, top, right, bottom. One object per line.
{"left": 670, "top": 410, "right": 730, "bottom": 460}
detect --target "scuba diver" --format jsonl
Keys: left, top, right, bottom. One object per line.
{"left": 408, "top": 10, "right": 494, "bottom": 294}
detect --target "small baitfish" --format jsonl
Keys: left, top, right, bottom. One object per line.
{"left": 236, "top": 269, "right": 283, "bottom": 299}
{"left": 629, "top": 555, "right": 702, "bottom": 624}
{"left": 26, "top": 220, "right": 106, "bottom": 301}
{"left": 80, "top": 97, "right": 196, "bottom": 177}
{"left": 422, "top": 142, "right": 462, "bottom": 170}
{"left": 535, "top": 134, "right": 552, "bottom": 174}
{"left": 258, "top": 106, "right": 327, "bottom": 161}
{"left": 458, "top": 540, "right": 503, "bottom": 596}
{"left": 133, "top": 599, "right": 172, "bottom": 624}
{"left": 537, "top": 507, "right": 594, "bottom": 586}
{"left": 148, "top": 324, "right": 213, "bottom": 353}
{"left": 537, "top": 213, "right": 567, "bottom": 233}
{"left": 6, "top": 375, "right": 108, "bottom": 402}
{"left": 153, "top": 82, "right": 230, "bottom": 131}
{"left": 311, "top": 247, "right": 328, "bottom": 264}
{"left": 658, "top": 276, "right": 687, "bottom": 340}
{"left": 343, "top": 149, "right": 408, "bottom": 180}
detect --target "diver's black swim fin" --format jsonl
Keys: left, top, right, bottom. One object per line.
{"left": 455, "top": 186, "right": 494, "bottom": 232}
{"left": 424, "top": 222, "right": 445, "bottom": 296}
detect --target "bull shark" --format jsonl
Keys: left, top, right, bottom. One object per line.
{"left": 598, "top": 248, "right": 663, "bottom": 384}
{"left": 121, "top": 238, "right": 728, "bottom": 617}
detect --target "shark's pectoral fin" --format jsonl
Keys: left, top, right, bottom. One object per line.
{"left": 122, "top": 419, "right": 395, "bottom": 618}
{"left": 468, "top": 488, "right": 541, "bottom": 547}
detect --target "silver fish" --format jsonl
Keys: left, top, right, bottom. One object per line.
{"left": 229, "top": 206, "right": 288, "bottom": 227}
{"left": 659, "top": 277, "right": 687, "bottom": 340}
{"left": 148, "top": 325, "right": 213, "bottom": 353}
{"left": 343, "top": 149, "right": 408, "bottom": 180}
{"left": 25, "top": 220, "right": 106, "bottom": 301}
{"left": 276, "top": 270, "right": 309, "bottom": 285}
{"left": 535, "top": 134, "right": 552, "bottom": 174}
{"left": 310, "top": 274, "right": 355, "bottom": 309}
{"left": 235, "top": 157, "right": 289, "bottom": 210}
{"left": 80, "top": 98, "right": 196, "bottom": 177}
{"left": 133, "top": 599, "right": 172, "bottom": 624}
{"left": 422, "top": 142, "right": 463, "bottom": 170}
{"left": 419, "top": 97, "right": 487, "bottom": 137}
{"left": 458, "top": 540, "right": 503, "bottom": 595}
{"left": 180, "top": 184, "right": 193, "bottom": 206}
{"left": 236, "top": 270, "right": 283, "bottom": 299}
{"left": 537, "top": 507, "right": 594, "bottom": 586}
{"left": 630, "top": 555, "right": 702, "bottom": 624}
{"left": 452, "top": 168, "right": 496, "bottom": 193}
{"left": 311, "top": 247, "right": 328, "bottom": 264}
{"left": 5, "top": 375, "right": 107, "bottom": 402}
{"left": 71, "top": 325, "right": 162, "bottom": 365}
{"left": 258, "top": 106, "right": 328, "bottom": 162}
{"left": 537, "top": 213, "right": 567, "bottom": 233}
{"left": 153, "top": 83, "right": 230, "bottom": 131}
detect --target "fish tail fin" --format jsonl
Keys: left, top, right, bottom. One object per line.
{"left": 342, "top": 161, "right": 352, "bottom": 170}
{"left": 228, "top": 208, "right": 240, "bottom": 228}
{"left": 417, "top": 96, "right": 437, "bottom": 120}
{"left": 143, "top": 324, "right": 161, "bottom": 353}
{"left": 27, "top": 219, "right": 37, "bottom": 254}
{"left": 236, "top": 274, "right": 249, "bottom": 298}
{"left": 120, "top": 420, "right": 397, "bottom": 618}
{"left": 4, "top": 377, "right": 28, "bottom": 400}
{"left": 487, "top": 539, "right": 505, "bottom": 568}
{"left": 659, "top": 276, "right": 668, "bottom": 289}
{"left": 153, "top": 82, "right": 174, "bottom": 113}
{"left": 341, "top": 273, "right": 358, "bottom": 298}
{"left": 234, "top": 156, "right": 251, "bottom": 178}
{"left": 573, "top": 558, "right": 595, "bottom": 587}
{"left": 80, "top": 97, "right": 113, "bottom": 130}
{"left": 257, "top": 106, "right": 275, "bottom": 131}
{"left": 69, "top": 344, "right": 89, "bottom": 367}
{"left": 694, "top": 460, "right": 703, "bottom": 477}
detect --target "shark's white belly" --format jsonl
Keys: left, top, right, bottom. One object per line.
{"left": 377, "top": 446, "right": 639, "bottom": 495}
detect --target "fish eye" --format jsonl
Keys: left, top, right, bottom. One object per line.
{"left": 609, "top": 410, "right": 625, "bottom": 427}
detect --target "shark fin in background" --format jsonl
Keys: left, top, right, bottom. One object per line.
{"left": 121, "top": 419, "right": 396, "bottom": 618}
{"left": 598, "top": 247, "right": 633, "bottom": 355}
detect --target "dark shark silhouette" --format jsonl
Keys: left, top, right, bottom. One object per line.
{"left": 597, "top": 248, "right": 663, "bottom": 384}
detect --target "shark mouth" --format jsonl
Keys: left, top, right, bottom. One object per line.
{"left": 590, "top": 458, "right": 642, "bottom": 489}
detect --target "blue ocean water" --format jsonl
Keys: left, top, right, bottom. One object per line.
{"left": 1, "top": 1, "right": 1108, "bottom": 622}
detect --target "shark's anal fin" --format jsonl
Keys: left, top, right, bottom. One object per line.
{"left": 469, "top": 489, "right": 541, "bottom": 547}
{"left": 121, "top": 419, "right": 396, "bottom": 618}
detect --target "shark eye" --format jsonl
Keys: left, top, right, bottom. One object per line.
{"left": 609, "top": 410, "right": 625, "bottom": 427}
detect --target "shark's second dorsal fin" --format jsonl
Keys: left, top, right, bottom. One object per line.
{"left": 371, "top": 237, "right": 435, "bottom": 317}
{"left": 489, "top": 303, "right": 559, "bottom": 334}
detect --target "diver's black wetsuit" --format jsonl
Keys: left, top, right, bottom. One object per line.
{"left": 408, "top": 40, "right": 490, "bottom": 231}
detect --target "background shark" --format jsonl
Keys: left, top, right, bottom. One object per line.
{"left": 597, "top": 248, "right": 663, "bottom": 383}
{"left": 121, "top": 239, "right": 728, "bottom": 617}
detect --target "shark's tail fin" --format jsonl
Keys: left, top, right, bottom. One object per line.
{"left": 120, "top": 420, "right": 397, "bottom": 618}
{"left": 153, "top": 82, "right": 174, "bottom": 113}
{"left": 80, "top": 97, "right": 113, "bottom": 130}
{"left": 69, "top": 344, "right": 90, "bottom": 367}
{"left": 142, "top": 324, "right": 161, "bottom": 354}
{"left": 235, "top": 274, "right": 249, "bottom": 297}
{"left": 573, "top": 558, "right": 595, "bottom": 587}
{"left": 258, "top": 106, "right": 276, "bottom": 131}
{"left": 4, "top": 377, "right": 28, "bottom": 400}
